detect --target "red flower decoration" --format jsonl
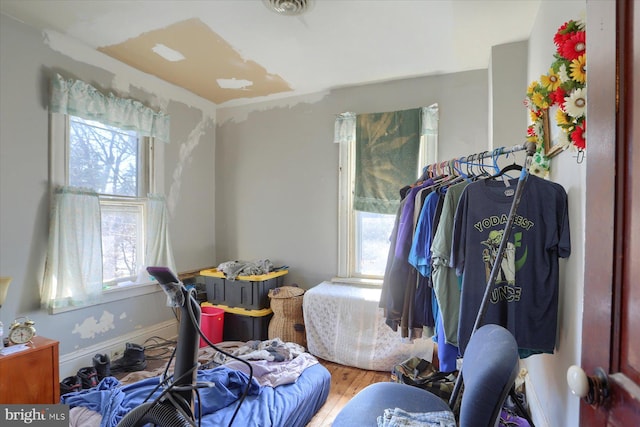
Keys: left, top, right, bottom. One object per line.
{"left": 549, "top": 87, "right": 567, "bottom": 106}
{"left": 571, "top": 122, "right": 586, "bottom": 150}
{"left": 554, "top": 22, "right": 571, "bottom": 46}
{"left": 559, "top": 31, "right": 586, "bottom": 61}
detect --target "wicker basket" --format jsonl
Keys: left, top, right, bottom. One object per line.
{"left": 268, "top": 286, "right": 306, "bottom": 347}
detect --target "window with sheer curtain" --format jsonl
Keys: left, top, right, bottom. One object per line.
{"left": 335, "top": 104, "right": 438, "bottom": 282}
{"left": 42, "top": 74, "right": 175, "bottom": 312}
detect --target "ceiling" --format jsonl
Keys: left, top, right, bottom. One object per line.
{"left": 0, "top": 0, "right": 541, "bottom": 108}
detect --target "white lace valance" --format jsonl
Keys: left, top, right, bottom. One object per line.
{"left": 50, "top": 73, "right": 170, "bottom": 143}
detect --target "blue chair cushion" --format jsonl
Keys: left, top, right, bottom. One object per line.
{"left": 332, "top": 381, "right": 451, "bottom": 426}
{"left": 458, "top": 324, "right": 519, "bottom": 425}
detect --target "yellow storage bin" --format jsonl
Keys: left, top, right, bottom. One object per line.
{"left": 202, "top": 303, "right": 273, "bottom": 342}
{"left": 200, "top": 268, "right": 288, "bottom": 310}
{"left": 200, "top": 268, "right": 288, "bottom": 281}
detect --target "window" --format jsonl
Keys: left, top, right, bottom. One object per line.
{"left": 43, "top": 74, "right": 172, "bottom": 312}
{"left": 354, "top": 211, "right": 396, "bottom": 276}
{"left": 68, "top": 116, "right": 150, "bottom": 286}
{"left": 336, "top": 105, "right": 438, "bottom": 283}
{"left": 50, "top": 114, "right": 157, "bottom": 288}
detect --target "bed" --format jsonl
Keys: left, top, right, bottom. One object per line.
{"left": 62, "top": 339, "right": 331, "bottom": 427}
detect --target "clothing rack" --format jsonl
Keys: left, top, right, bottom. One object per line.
{"left": 421, "top": 143, "right": 531, "bottom": 180}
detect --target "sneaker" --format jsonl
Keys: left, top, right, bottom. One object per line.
{"left": 77, "top": 366, "right": 99, "bottom": 389}
{"left": 500, "top": 408, "right": 531, "bottom": 427}
{"left": 60, "top": 375, "right": 82, "bottom": 395}
{"left": 110, "top": 342, "right": 147, "bottom": 373}
{"left": 93, "top": 353, "right": 111, "bottom": 381}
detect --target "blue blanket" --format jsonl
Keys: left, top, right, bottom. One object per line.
{"left": 62, "top": 366, "right": 261, "bottom": 427}
{"left": 63, "top": 363, "right": 331, "bottom": 427}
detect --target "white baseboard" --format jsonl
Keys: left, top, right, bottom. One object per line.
{"left": 59, "top": 319, "right": 178, "bottom": 379}
{"left": 525, "top": 373, "right": 550, "bottom": 427}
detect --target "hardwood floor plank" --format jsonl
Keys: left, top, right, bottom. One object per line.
{"left": 306, "top": 359, "right": 391, "bottom": 426}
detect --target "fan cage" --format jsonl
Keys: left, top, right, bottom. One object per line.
{"left": 263, "top": 0, "right": 312, "bottom": 16}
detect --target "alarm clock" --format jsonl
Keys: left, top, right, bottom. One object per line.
{"left": 8, "top": 317, "right": 36, "bottom": 345}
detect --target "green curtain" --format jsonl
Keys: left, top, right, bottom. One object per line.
{"left": 354, "top": 108, "right": 421, "bottom": 214}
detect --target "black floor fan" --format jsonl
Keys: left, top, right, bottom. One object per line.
{"left": 116, "top": 267, "right": 202, "bottom": 427}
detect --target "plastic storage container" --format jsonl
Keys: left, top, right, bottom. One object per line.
{"left": 202, "top": 303, "right": 273, "bottom": 342}
{"left": 199, "top": 305, "right": 224, "bottom": 348}
{"left": 200, "top": 268, "right": 288, "bottom": 310}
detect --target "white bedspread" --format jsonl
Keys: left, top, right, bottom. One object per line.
{"left": 303, "top": 281, "right": 433, "bottom": 371}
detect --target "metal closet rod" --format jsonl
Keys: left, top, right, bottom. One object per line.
{"left": 423, "top": 143, "right": 529, "bottom": 176}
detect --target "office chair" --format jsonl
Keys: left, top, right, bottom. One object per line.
{"left": 333, "top": 323, "right": 519, "bottom": 426}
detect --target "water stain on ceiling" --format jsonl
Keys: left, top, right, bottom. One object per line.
{"left": 98, "top": 18, "right": 292, "bottom": 105}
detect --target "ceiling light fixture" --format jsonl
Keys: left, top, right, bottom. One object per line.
{"left": 263, "top": 0, "right": 313, "bottom": 16}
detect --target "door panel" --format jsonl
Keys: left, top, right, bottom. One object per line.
{"left": 620, "top": 0, "right": 640, "bottom": 388}
{"left": 582, "top": 0, "right": 640, "bottom": 425}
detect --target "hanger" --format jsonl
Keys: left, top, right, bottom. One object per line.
{"left": 489, "top": 158, "right": 522, "bottom": 180}
{"left": 476, "top": 151, "right": 491, "bottom": 177}
{"left": 464, "top": 154, "right": 474, "bottom": 177}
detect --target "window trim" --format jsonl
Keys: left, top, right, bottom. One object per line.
{"left": 335, "top": 106, "right": 438, "bottom": 284}
{"left": 48, "top": 112, "right": 166, "bottom": 312}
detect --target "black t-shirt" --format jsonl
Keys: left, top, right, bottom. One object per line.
{"left": 451, "top": 175, "right": 571, "bottom": 355}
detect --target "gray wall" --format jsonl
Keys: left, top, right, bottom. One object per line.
{"left": 522, "top": 2, "right": 586, "bottom": 426}
{"left": 215, "top": 70, "right": 489, "bottom": 288}
{"left": 491, "top": 40, "right": 529, "bottom": 150}
{"left": 0, "top": 13, "right": 216, "bottom": 355}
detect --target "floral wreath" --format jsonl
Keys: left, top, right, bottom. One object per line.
{"left": 525, "top": 19, "right": 586, "bottom": 176}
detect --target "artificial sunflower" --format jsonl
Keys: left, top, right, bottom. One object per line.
{"left": 541, "top": 69, "right": 562, "bottom": 91}
{"left": 555, "top": 108, "right": 571, "bottom": 127}
{"left": 570, "top": 55, "right": 586, "bottom": 84}
{"left": 526, "top": 81, "right": 540, "bottom": 97}
{"left": 531, "top": 90, "right": 550, "bottom": 110}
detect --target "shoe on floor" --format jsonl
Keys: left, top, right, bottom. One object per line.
{"left": 77, "top": 366, "right": 99, "bottom": 389}
{"left": 60, "top": 375, "right": 82, "bottom": 395}
{"left": 110, "top": 342, "right": 147, "bottom": 373}
{"left": 93, "top": 353, "right": 111, "bottom": 380}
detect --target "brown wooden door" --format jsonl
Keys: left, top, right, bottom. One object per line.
{"left": 581, "top": 0, "right": 640, "bottom": 425}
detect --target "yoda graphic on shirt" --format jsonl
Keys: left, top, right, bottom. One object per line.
{"left": 481, "top": 230, "right": 516, "bottom": 285}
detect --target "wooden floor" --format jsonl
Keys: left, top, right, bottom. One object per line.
{"left": 305, "top": 359, "right": 390, "bottom": 427}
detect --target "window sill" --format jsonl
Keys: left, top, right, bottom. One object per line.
{"left": 49, "top": 281, "right": 163, "bottom": 315}
{"left": 330, "top": 276, "right": 383, "bottom": 287}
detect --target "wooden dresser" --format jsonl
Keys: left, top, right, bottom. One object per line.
{"left": 0, "top": 336, "right": 60, "bottom": 404}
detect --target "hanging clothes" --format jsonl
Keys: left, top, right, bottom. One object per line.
{"left": 431, "top": 181, "right": 468, "bottom": 348}
{"left": 380, "top": 143, "right": 572, "bottom": 363}
{"left": 380, "top": 179, "right": 434, "bottom": 338}
{"left": 451, "top": 174, "right": 571, "bottom": 356}
{"left": 407, "top": 188, "right": 443, "bottom": 337}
